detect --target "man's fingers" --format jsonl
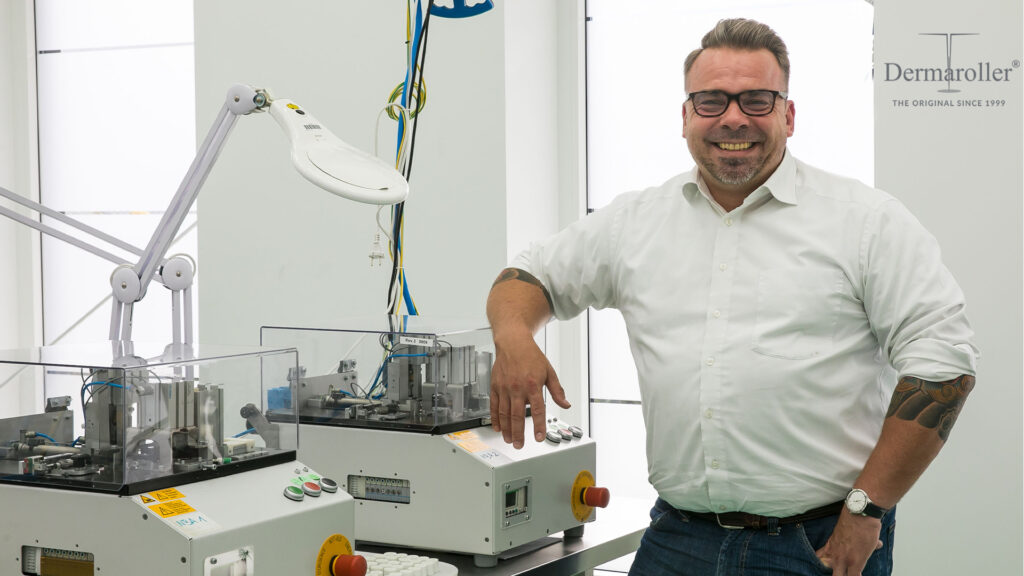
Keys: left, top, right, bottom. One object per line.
{"left": 546, "top": 367, "right": 572, "bottom": 409}
{"left": 490, "top": 384, "right": 502, "bottom": 432}
{"left": 499, "top": 399, "right": 513, "bottom": 444}
{"left": 510, "top": 396, "right": 527, "bottom": 449}
{"left": 875, "top": 539, "right": 883, "bottom": 550}
{"left": 530, "top": 389, "right": 547, "bottom": 443}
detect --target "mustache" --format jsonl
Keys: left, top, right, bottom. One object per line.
{"left": 707, "top": 128, "right": 763, "bottom": 141}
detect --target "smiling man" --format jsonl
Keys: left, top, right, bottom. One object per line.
{"left": 486, "top": 18, "right": 977, "bottom": 576}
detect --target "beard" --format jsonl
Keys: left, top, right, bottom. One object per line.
{"left": 705, "top": 156, "right": 762, "bottom": 186}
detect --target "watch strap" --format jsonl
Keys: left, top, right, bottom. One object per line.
{"left": 861, "top": 500, "right": 888, "bottom": 519}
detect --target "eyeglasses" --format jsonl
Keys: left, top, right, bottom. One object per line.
{"left": 687, "top": 90, "right": 787, "bottom": 117}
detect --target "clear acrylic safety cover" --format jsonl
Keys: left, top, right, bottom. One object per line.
{"left": 260, "top": 315, "right": 506, "bottom": 434}
{"left": 0, "top": 341, "right": 299, "bottom": 494}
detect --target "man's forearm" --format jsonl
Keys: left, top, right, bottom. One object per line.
{"left": 486, "top": 268, "right": 555, "bottom": 341}
{"left": 852, "top": 374, "right": 975, "bottom": 508}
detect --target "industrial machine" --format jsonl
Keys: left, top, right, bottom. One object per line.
{"left": 261, "top": 316, "right": 609, "bottom": 567}
{"left": 0, "top": 341, "right": 371, "bottom": 576}
{"left": 0, "top": 82, "right": 412, "bottom": 575}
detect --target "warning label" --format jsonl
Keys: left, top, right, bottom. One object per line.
{"left": 147, "top": 488, "right": 186, "bottom": 502}
{"left": 149, "top": 500, "right": 196, "bottom": 518}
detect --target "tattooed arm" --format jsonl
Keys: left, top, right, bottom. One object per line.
{"left": 486, "top": 268, "right": 570, "bottom": 448}
{"left": 817, "top": 374, "right": 975, "bottom": 574}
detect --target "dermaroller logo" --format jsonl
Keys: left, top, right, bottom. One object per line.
{"left": 883, "top": 32, "right": 1020, "bottom": 93}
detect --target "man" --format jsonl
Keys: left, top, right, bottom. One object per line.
{"left": 486, "top": 18, "right": 977, "bottom": 576}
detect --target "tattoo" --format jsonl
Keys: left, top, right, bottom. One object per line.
{"left": 492, "top": 268, "right": 555, "bottom": 314}
{"left": 886, "top": 374, "right": 975, "bottom": 442}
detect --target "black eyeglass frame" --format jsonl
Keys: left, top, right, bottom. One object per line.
{"left": 686, "top": 90, "right": 788, "bottom": 118}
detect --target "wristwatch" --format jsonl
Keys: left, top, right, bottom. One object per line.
{"left": 845, "top": 488, "right": 889, "bottom": 519}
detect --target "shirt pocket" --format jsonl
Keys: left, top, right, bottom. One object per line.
{"left": 752, "top": 268, "right": 844, "bottom": 360}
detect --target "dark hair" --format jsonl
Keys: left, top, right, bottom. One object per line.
{"left": 684, "top": 18, "right": 790, "bottom": 89}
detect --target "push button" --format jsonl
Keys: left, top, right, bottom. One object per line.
{"left": 283, "top": 485, "right": 305, "bottom": 501}
{"left": 302, "top": 481, "right": 322, "bottom": 497}
{"left": 319, "top": 477, "right": 339, "bottom": 493}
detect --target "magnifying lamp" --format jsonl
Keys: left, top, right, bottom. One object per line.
{"left": 0, "top": 83, "right": 409, "bottom": 356}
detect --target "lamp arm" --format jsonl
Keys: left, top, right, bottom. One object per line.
{"left": 0, "top": 186, "right": 145, "bottom": 261}
{"left": 130, "top": 84, "right": 261, "bottom": 304}
{"left": 3, "top": 82, "right": 408, "bottom": 347}
{"left": 0, "top": 193, "right": 132, "bottom": 268}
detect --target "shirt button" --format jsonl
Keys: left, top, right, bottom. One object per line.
{"left": 719, "top": 263, "right": 728, "bottom": 271}
{"left": 719, "top": 505, "right": 728, "bottom": 511}
{"left": 711, "top": 460, "right": 720, "bottom": 469}
{"left": 724, "top": 218, "right": 733, "bottom": 226}
{"left": 704, "top": 409, "right": 714, "bottom": 419}
{"left": 712, "top": 310, "right": 721, "bottom": 318}
{"left": 706, "top": 357, "right": 715, "bottom": 366}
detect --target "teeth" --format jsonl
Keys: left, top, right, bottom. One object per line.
{"left": 717, "top": 142, "right": 753, "bottom": 151}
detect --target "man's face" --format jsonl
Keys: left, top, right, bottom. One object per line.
{"left": 683, "top": 47, "right": 795, "bottom": 199}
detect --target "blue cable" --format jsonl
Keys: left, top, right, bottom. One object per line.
{"left": 403, "top": 279, "right": 418, "bottom": 314}
{"left": 232, "top": 428, "right": 255, "bottom": 438}
{"left": 396, "top": 1, "right": 425, "bottom": 158}
{"left": 80, "top": 381, "right": 126, "bottom": 411}
{"left": 32, "top": 432, "right": 58, "bottom": 444}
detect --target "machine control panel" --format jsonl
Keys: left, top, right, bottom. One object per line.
{"left": 282, "top": 472, "right": 339, "bottom": 502}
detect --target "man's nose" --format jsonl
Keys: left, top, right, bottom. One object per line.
{"left": 717, "top": 98, "right": 750, "bottom": 128}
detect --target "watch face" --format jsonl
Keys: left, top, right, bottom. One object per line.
{"left": 846, "top": 489, "right": 868, "bottom": 513}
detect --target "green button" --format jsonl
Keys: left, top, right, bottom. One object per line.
{"left": 286, "top": 486, "right": 303, "bottom": 495}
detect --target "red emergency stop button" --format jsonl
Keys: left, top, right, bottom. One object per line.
{"left": 582, "top": 486, "right": 610, "bottom": 508}
{"left": 302, "top": 481, "right": 322, "bottom": 497}
{"left": 330, "top": 554, "right": 367, "bottom": 576}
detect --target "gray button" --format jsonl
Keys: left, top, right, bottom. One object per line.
{"left": 319, "top": 477, "right": 339, "bottom": 493}
{"left": 545, "top": 431, "right": 562, "bottom": 444}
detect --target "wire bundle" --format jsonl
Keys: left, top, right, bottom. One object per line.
{"left": 383, "top": 0, "right": 435, "bottom": 316}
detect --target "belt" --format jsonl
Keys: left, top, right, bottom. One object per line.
{"left": 686, "top": 500, "right": 845, "bottom": 530}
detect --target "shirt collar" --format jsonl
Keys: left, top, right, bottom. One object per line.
{"left": 679, "top": 150, "right": 799, "bottom": 207}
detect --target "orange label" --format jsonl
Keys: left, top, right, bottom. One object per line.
{"left": 147, "top": 488, "right": 185, "bottom": 502}
{"left": 149, "top": 499, "right": 196, "bottom": 518}
{"left": 458, "top": 439, "right": 488, "bottom": 453}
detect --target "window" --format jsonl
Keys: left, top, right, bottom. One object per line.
{"left": 35, "top": 0, "right": 196, "bottom": 347}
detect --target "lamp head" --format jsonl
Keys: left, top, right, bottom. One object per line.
{"left": 268, "top": 98, "right": 408, "bottom": 205}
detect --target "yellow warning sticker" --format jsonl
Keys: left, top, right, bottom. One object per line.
{"left": 149, "top": 499, "right": 196, "bottom": 518}
{"left": 448, "top": 430, "right": 478, "bottom": 440}
{"left": 139, "top": 495, "right": 156, "bottom": 504}
{"left": 147, "top": 488, "right": 185, "bottom": 502}
{"left": 458, "top": 439, "right": 488, "bottom": 453}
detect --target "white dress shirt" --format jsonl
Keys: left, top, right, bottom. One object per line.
{"left": 513, "top": 152, "right": 978, "bottom": 517}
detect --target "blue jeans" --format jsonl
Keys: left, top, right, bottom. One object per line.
{"left": 628, "top": 498, "right": 896, "bottom": 576}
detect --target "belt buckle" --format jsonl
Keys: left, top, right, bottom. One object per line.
{"left": 715, "top": 514, "right": 745, "bottom": 530}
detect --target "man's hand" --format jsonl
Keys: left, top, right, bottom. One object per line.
{"left": 815, "top": 510, "right": 883, "bottom": 576}
{"left": 490, "top": 333, "right": 570, "bottom": 449}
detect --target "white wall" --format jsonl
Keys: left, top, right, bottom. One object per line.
{"left": 875, "top": 1, "right": 1022, "bottom": 573}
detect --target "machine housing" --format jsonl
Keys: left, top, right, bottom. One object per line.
{"left": 262, "top": 316, "right": 600, "bottom": 567}
{"left": 0, "top": 342, "right": 356, "bottom": 575}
